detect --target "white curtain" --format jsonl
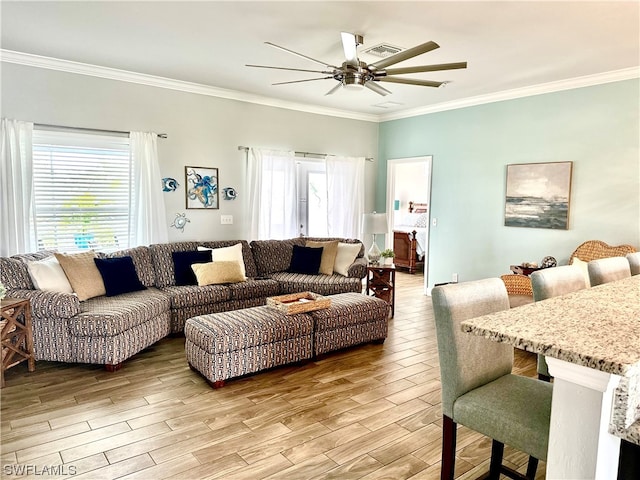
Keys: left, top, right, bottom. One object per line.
{"left": 130, "top": 131, "right": 168, "bottom": 245}
{"left": 246, "top": 148, "right": 297, "bottom": 240}
{"left": 1, "top": 119, "right": 34, "bottom": 256}
{"left": 325, "top": 155, "right": 365, "bottom": 238}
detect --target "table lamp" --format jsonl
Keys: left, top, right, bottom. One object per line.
{"left": 362, "top": 212, "right": 388, "bottom": 265}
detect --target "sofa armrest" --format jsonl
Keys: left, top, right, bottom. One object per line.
{"left": 7, "top": 289, "right": 81, "bottom": 319}
{"left": 347, "top": 257, "right": 368, "bottom": 279}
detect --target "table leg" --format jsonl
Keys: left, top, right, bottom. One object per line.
{"left": 546, "top": 357, "right": 622, "bottom": 480}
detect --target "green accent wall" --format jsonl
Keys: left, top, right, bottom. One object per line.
{"left": 379, "top": 79, "right": 640, "bottom": 287}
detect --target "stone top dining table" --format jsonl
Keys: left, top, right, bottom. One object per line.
{"left": 461, "top": 275, "right": 640, "bottom": 480}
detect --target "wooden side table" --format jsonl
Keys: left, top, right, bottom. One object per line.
{"left": 366, "top": 264, "right": 396, "bottom": 318}
{"left": 1, "top": 298, "right": 36, "bottom": 387}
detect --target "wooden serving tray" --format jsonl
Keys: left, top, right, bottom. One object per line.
{"left": 266, "top": 292, "right": 331, "bottom": 315}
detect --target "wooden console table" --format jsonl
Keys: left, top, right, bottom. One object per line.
{"left": 1, "top": 298, "right": 36, "bottom": 387}
{"left": 366, "top": 264, "right": 396, "bottom": 318}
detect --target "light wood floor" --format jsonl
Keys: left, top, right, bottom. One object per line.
{"left": 1, "top": 272, "right": 544, "bottom": 480}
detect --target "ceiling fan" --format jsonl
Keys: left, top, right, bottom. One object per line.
{"left": 246, "top": 32, "right": 467, "bottom": 96}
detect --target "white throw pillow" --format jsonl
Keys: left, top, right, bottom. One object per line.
{"left": 333, "top": 243, "right": 361, "bottom": 276}
{"left": 198, "top": 243, "right": 246, "bottom": 279}
{"left": 27, "top": 256, "right": 74, "bottom": 294}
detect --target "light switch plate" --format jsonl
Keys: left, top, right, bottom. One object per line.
{"left": 221, "top": 215, "right": 233, "bottom": 225}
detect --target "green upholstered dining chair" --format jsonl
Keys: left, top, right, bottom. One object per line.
{"left": 530, "top": 265, "right": 589, "bottom": 381}
{"left": 627, "top": 252, "right": 640, "bottom": 276}
{"left": 587, "top": 256, "right": 632, "bottom": 286}
{"left": 432, "top": 278, "right": 552, "bottom": 480}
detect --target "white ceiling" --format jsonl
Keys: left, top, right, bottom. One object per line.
{"left": 2, "top": 1, "right": 639, "bottom": 120}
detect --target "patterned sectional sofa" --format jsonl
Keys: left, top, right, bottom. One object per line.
{"left": 0, "top": 237, "right": 366, "bottom": 370}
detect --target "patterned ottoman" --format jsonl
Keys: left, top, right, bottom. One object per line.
{"left": 309, "top": 292, "right": 389, "bottom": 356}
{"left": 184, "top": 306, "right": 314, "bottom": 388}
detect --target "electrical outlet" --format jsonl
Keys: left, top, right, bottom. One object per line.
{"left": 220, "top": 215, "right": 233, "bottom": 225}
{"left": 452, "top": 273, "right": 458, "bottom": 283}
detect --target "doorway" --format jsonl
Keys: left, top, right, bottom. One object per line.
{"left": 386, "top": 156, "right": 433, "bottom": 295}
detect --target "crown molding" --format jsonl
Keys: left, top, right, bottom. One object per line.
{"left": 378, "top": 67, "right": 640, "bottom": 122}
{"left": 0, "top": 49, "right": 379, "bottom": 123}
{"left": 2, "top": 49, "right": 637, "bottom": 124}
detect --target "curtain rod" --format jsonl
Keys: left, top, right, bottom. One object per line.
{"left": 35, "top": 123, "right": 167, "bottom": 139}
{"left": 237, "top": 145, "right": 373, "bottom": 162}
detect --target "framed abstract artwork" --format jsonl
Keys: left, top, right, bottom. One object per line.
{"left": 504, "top": 161, "right": 573, "bottom": 230}
{"left": 185, "top": 166, "right": 219, "bottom": 209}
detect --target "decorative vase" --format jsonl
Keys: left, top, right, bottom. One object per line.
{"left": 383, "top": 257, "right": 394, "bottom": 266}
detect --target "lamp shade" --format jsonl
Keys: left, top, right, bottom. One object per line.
{"left": 362, "top": 212, "right": 388, "bottom": 234}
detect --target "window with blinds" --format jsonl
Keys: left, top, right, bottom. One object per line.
{"left": 32, "top": 129, "right": 133, "bottom": 252}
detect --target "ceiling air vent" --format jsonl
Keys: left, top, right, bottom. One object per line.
{"left": 363, "top": 43, "right": 403, "bottom": 58}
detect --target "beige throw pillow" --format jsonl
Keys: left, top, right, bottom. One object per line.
{"left": 306, "top": 240, "right": 339, "bottom": 275}
{"left": 54, "top": 251, "right": 106, "bottom": 301}
{"left": 191, "top": 261, "right": 246, "bottom": 286}
{"left": 27, "top": 256, "right": 74, "bottom": 294}
{"left": 198, "top": 243, "right": 246, "bottom": 279}
{"left": 333, "top": 242, "right": 361, "bottom": 276}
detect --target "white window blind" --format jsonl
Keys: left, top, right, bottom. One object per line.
{"left": 31, "top": 129, "right": 133, "bottom": 252}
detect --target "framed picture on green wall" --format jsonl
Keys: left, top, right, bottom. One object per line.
{"left": 504, "top": 161, "right": 573, "bottom": 230}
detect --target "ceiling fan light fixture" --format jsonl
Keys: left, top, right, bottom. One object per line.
{"left": 343, "top": 72, "right": 366, "bottom": 90}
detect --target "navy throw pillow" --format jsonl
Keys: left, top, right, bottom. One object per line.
{"left": 288, "top": 245, "right": 323, "bottom": 275}
{"left": 172, "top": 250, "right": 212, "bottom": 286}
{"left": 94, "top": 256, "right": 146, "bottom": 297}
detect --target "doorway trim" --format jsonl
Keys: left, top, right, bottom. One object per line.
{"left": 386, "top": 155, "right": 433, "bottom": 295}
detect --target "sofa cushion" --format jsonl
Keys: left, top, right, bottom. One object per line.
{"left": 69, "top": 288, "right": 170, "bottom": 337}
{"left": 306, "top": 240, "right": 339, "bottom": 275}
{"left": 55, "top": 251, "right": 106, "bottom": 301}
{"left": 26, "top": 256, "right": 74, "bottom": 293}
{"left": 269, "top": 271, "right": 363, "bottom": 296}
{"left": 172, "top": 250, "right": 212, "bottom": 286}
{"left": 289, "top": 245, "right": 323, "bottom": 275}
{"left": 0, "top": 257, "right": 33, "bottom": 290}
{"left": 249, "top": 238, "right": 305, "bottom": 276}
{"left": 101, "top": 246, "right": 156, "bottom": 287}
{"left": 227, "top": 278, "right": 280, "bottom": 301}
{"left": 94, "top": 256, "right": 147, "bottom": 296}
{"left": 160, "top": 284, "right": 231, "bottom": 309}
{"left": 192, "top": 261, "right": 246, "bottom": 286}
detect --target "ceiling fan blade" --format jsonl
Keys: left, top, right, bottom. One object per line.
{"left": 365, "top": 81, "right": 392, "bottom": 96}
{"left": 384, "top": 62, "right": 467, "bottom": 75}
{"left": 378, "top": 77, "right": 443, "bottom": 88}
{"left": 341, "top": 32, "right": 360, "bottom": 66}
{"left": 272, "top": 76, "right": 334, "bottom": 86}
{"left": 369, "top": 41, "right": 440, "bottom": 70}
{"left": 246, "top": 64, "right": 334, "bottom": 75}
{"left": 325, "top": 83, "right": 343, "bottom": 96}
{"left": 265, "top": 41, "right": 339, "bottom": 69}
